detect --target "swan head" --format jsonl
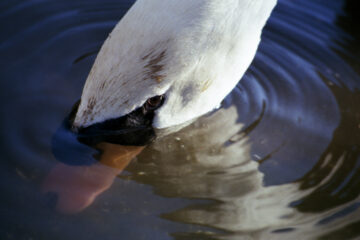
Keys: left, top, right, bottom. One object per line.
{"left": 71, "top": 0, "right": 277, "bottom": 145}
{"left": 71, "top": 35, "right": 228, "bottom": 146}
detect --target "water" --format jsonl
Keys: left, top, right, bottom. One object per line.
{"left": 1, "top": 0, "right": 360, "bottom": 239}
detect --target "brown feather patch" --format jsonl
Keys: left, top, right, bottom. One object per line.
{"left": 142, "top": 49, "right": 167, "bottom": 83}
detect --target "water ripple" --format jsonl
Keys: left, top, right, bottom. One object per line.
{"left": 1, "top": 0, "right": 360, "bottom": 239}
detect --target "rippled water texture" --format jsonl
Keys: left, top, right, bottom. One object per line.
{"left": 1, "top": 0, "right": 360, "bottom": 239}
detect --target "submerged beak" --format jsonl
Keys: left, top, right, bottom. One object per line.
{"left": 43, "top": 140, "right": 144, "bottom": 214}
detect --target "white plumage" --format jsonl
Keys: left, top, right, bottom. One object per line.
{"left": 74, "top": 0, "right": 277, "bottom": 129}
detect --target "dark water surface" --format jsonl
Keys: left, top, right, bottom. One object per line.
{"left": 1, "top": 0, "right": 360, "bottom": 239}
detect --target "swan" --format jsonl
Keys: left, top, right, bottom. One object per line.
{"left": 72, "top": 0, "right": 277, "bottom": 145}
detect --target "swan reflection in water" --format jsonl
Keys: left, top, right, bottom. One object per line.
{"left": 42, "top": 98, "right": 360, "bottom": 238}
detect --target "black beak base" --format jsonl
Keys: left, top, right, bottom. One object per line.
{"left": 78, "top": 126, "right": 155, "bottom": 146}
{"left": 68, "top": 101, "right": 157, "bottom": 146}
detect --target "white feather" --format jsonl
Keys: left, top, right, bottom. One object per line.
{"left": 74, "top": 0, "right": 277, "bottom": 129}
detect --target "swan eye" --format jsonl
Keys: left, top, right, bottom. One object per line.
{"left": 144, "top": 95, "right": 164, "bottom": 111}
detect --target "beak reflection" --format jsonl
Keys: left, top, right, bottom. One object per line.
{"left": 42, "top": 143, "right": 144, "bottom": 214}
